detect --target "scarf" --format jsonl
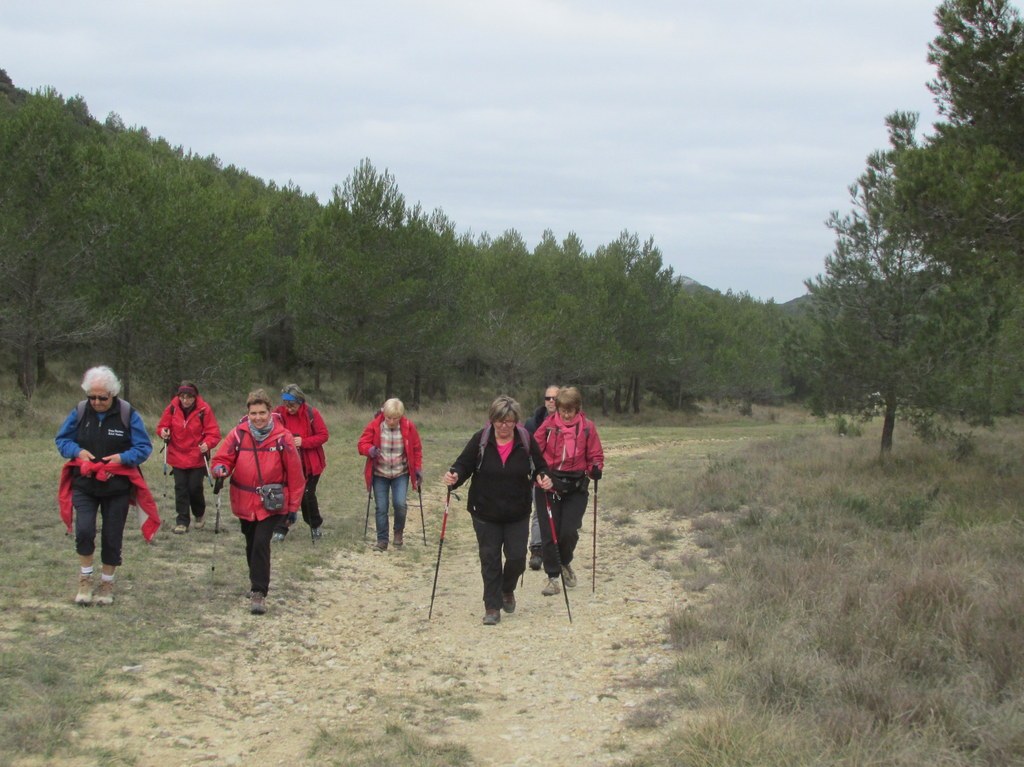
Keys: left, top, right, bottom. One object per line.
{"left": 249, "top": 421, "right": 273, "bottom": 442}
{"left": 554, "top": 412, "right": 584, "bottom": 469}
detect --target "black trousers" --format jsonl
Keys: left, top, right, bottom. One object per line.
{"left": 240, "top": 515, "right": 280, "bottom": 596}
{"left": 274, "top": 473, "right": 322, "bottom": 534}
{"left": 534, "top": 487, "right": 589, "bottom": 578}
{"left": 173, "top": 466, "right": 207, "bottom": 526}
{"left": 472, "top": 515, "right": 529, "bottom": 611}
{"left": 72, "top": 489, "right": 131, "bottom": 566}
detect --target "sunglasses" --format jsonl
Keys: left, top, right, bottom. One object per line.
{"left": 544, "top": 396, "right": 557, "bottom": 401}
{"left": 87, "top": 395, "right": 111, "bottom": 402}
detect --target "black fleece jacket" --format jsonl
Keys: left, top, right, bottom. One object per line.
{"left": 449, "top": 427, "right": 547, "bottom": 524}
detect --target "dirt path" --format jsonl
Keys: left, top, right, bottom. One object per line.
{"left": 80, "top": 485, "right": 705, "bottom": 766}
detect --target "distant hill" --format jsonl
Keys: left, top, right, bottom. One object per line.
{"left": 676, "top": 274, "right": 811, "bottom": 309}
{"left": 676, "top": 275, "right": 716, "bottom": 295}
{"left": 780, "top": 293, "right": 813, "bottom": 315}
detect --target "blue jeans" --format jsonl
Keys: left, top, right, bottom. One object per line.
{"left": 372, "top": 474, "right": 408, "bottom": 542}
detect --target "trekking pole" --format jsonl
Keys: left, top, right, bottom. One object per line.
{"left": 544, "top": 491, "right": 573, "bottom": 624}
{"left": 428, "top": 478, "right": 456, "bottom": 620}
{"left": 211, "top": 476, "right": 224, "bottom": 578}
{"left": 417, "top": 484, "right": 427, "bottom": 545}
{"left": 213, "top": 477, "right": 222, "bottom": 534}
{"left": 591, "top": 478, "right": 598, "bottom": 594}
{"left": 160, "top": 441, "right": 172, "bottom": 503}
{"left": 363, "top": 488, "right": 372, "bottom": 540}
{"left": 202, "top": 452, "right": 214, "bottom": 488}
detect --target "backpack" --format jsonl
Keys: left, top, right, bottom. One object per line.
{"left": 477, "top": 422, "right": 535, "bottom": 475}
{"left": 76, "top": 398, "right": 132, "bottom": 427}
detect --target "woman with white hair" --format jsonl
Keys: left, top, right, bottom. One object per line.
{"left": 55, "top": 365, "right": 155, "bottom": 606}
{"left": 357, "top": 398, "right": 423, "bottom": 551}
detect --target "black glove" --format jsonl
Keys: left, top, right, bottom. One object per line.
{"left": 590, "top": 465, "right": 602, "bottom": 480}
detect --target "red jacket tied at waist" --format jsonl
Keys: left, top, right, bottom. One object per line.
{"left": 58, "top": 460, "right": 161, "bottom": 542}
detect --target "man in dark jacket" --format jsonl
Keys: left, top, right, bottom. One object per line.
{"left": 524, "top": 385, "right": 559, "bottom": 569}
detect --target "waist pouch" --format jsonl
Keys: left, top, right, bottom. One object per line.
{"left": 550, "top": 470, "right": 588, "bottom": 496}
{"left": 258, "top": 483, "right": 285, "bottom": 511}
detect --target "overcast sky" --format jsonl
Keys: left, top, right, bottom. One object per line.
{"left": 3, "top": 1, "right": 956, "bottom": 302}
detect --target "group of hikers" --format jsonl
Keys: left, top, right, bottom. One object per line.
{"left": 56, "top": 365, "right": 604, "bottom": 624}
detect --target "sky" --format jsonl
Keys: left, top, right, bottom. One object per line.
{"left": 1, "top": 1, "right": 957, "bottom": 303}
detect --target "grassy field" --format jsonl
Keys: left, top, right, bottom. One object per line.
{"left": 1, "top": 383, "right": 1022, "bottom": 765}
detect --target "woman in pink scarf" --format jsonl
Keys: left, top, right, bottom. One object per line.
{"left": 532, "top": 386, "right": 604, "bottom": 597}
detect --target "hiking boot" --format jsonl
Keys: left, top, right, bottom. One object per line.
{"left": 529, "top": 549, "right": 543, "bottom": 571}
{"left": 482, "top": 609, "right": 501, "bottom": 626}
{"left": 250, "top": 593, "right": 267, "bottom": 615}
{"left": 561, "top": 564, "right": 578, "bottom": 588}
{"left": 194, "top": 515, "right": 205, "bottom": 530}
{"left": 311, "top": 526, "right": 323, "bottom": 540}
{"left": 372, "top": 540, "right": 388, "bottom": 552}
{"left": 393, "top": 530, "right": 404, "bottom": 548}
{"left": 272, "top": 531, "right": 286, "bottom": 543}
{"left": 94, "top": 579, "right": 115, "bottom": 606}
{"left": 75, "top": 575, "right": 93, "bottom": 605}
{"left": 173, "top": 524, "right": 188, "bottom": 534}
{"left": 502, "top": 592, "right": 516, "bottom": 613}
{"left": 541, "top": 577, "right": 560, "bottom": 597}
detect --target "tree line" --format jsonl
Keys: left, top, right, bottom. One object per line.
{"left": 0, "top": 74, "right": 789, "bottom": 413}
{"left": 2, "top": 0, "right": 1022, "bottom": 447}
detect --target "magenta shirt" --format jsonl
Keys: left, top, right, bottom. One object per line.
{"left": 496, "top": 439, "right": 514, "bottom": 465}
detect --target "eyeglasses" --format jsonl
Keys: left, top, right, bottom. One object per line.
{"left": 87, "top": 395, "right": 110, "bottom": 402}
{"left": 494, "top": 420, "right": 516, "bottom": 427}
{"left": 544, "top": 396, "right": 557, "bottom": 401}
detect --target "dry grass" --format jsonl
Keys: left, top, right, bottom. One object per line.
{"left": 628, "top": 419, "right": 1024, "bottom": 767}
{"left": 7, "top": 375, "right": 1024, "bottom": 766}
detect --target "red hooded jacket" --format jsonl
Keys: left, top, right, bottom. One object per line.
{"left": 211, "top": 418, "right": 306, "bottom": 522}
{"left": 155, "top": 395, "right": 221, "bottom": 470}
{"left": 357, "top": 412, "right": 423, "bottom": 491}
{"left": 272, "top": 402, "right": 329, "bottom": 476}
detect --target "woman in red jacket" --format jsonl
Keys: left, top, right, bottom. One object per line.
{"left": 271, "top": 383, "right": 330, "bottom": 542}
{"left": 211, "top": 389, "right": 305, "bottom": 615}
{"left": 357, "top": 398, "right": 422, "bottom": 551}
{"left": 156, "top": 381, "right": 222, "bottom": 534}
